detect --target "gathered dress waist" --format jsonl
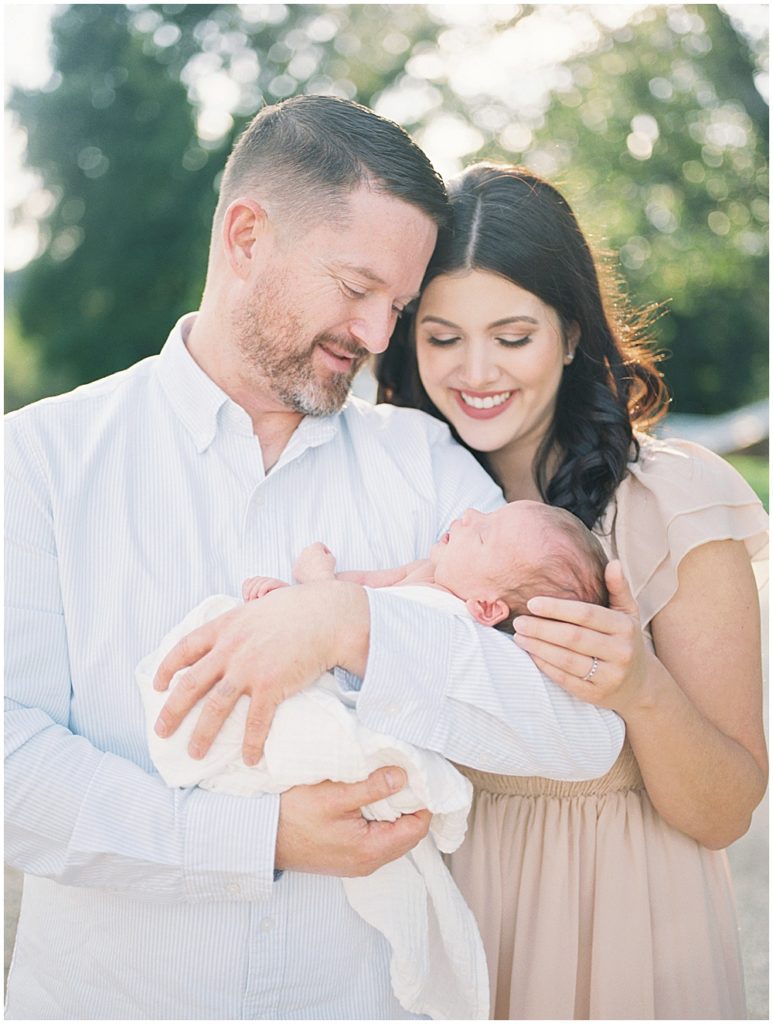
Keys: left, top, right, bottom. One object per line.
{"left": 456, "top": 741, "right": 644, "bottom": 797}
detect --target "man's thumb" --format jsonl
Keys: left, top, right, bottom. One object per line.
{"left": 340, "top": 766, "right": 406, "bottom": 810}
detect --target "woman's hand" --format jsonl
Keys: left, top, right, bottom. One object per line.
{"left": 512, "top": 560, "right": 653, "bottom": 717}
{"left": 152, "top": 581, "right": 370, "bottom": 765}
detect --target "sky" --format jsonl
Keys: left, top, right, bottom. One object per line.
{"left": 4, "top": 2, "right": 769, "bottom": 271}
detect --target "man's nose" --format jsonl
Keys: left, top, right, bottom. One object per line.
{"left": 349, "top": 302, "right": 395, "bottom": 354}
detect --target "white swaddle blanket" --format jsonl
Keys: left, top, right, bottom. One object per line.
{"left": 136, "top": 587, "right": 489, "bottom": 1020}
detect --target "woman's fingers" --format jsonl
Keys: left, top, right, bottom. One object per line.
{"left": 514, "top": 632, "right": 605, "bottom": 681}
{"left": 512, "top": 612, "right": 612, "bottom": 658}
{"left": 520, "top": 594, "right": 629, "bottom": 636}
{"left": 512, "top": 564, "right": 647, "bottom": 714}
{"left": 526, "top": 653, "right": 607, "bottom": 704}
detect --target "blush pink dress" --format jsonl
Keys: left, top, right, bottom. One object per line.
{"left": 449, "top": 437, "right": 768, "bottom": 1020}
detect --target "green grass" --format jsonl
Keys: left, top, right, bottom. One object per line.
{"left": 725, "top": 454, "right": 769, "bottom": 511}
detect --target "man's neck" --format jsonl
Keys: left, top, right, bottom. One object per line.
{"left": 185, "top": 310, "right": 303, "bottom": 471}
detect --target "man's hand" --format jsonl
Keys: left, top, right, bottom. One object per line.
{"left": 276, "top": 767, "right": 431, "bottom": 875}
{"left": 153, "top": 581, "right": 370, "bottom": 765}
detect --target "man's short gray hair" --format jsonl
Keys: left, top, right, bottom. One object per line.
{"left": 213, "top": 94, "right": 449, "bottom": 232}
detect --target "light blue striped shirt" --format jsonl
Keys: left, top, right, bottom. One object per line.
{"left": 5, "top": 314, "right": 624, "bottom": 1019}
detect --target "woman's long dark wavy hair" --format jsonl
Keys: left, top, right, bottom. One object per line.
{"left": 377, "top": 163, "right": 669, "bottom": 529}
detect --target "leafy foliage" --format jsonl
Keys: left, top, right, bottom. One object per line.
{"left": 6, "top": 4, "right": 768, "bottom": 416}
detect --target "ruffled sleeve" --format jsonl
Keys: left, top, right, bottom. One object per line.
{"left": 597, "top": 435, "right": 768, "bottom": 627}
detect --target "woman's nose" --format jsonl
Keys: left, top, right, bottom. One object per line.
{"left": 460, "top": 344, "right": 499, "bottom": 389}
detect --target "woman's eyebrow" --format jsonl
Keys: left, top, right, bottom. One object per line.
{"left": 489, "top": 316, "right": 539, "bottom": 328}
{"left": 419, "top": 315, "right": 461, "bottom": 327}
{"left": 419, "top": 314, "right": 540, "bottom": 328}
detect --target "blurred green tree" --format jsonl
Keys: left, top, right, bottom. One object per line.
{"left": 518, "top": 5, "right": 769, "bottom": 414}
{"left": 6, "top": 3, "right": 768, "bottom": 417}
{"left": 8, "top": 4, "right": 223, "bottom": 396}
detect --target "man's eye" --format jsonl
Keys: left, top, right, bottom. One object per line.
{"left": 342, "top": 283, "right": 367, "bottom": 300}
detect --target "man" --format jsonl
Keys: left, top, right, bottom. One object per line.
{"left": 6, "top": 95, "right": 624, "bottom": 1019}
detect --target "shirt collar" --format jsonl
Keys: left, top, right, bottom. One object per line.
{"left": 155, "top": 312, "right": 344, "bottom": 456}
{"left": 155, "top": 313, "right": 232, "bottom": 452}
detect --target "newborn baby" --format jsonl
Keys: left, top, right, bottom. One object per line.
{"left": 244, "top": 499, "right": 609, "bottom": 630}
{"left": 138, "top": 500, "right": 606, "bottom": 1020}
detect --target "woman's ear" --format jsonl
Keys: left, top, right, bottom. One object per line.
{"left": 465, "top": 597, "right": 510, "bottom": 627}
{"left": 564, "top": 321, "right": 581, "bottom": 364}
{"left": 221, "top": 198, "right": 271, "bottom": 279}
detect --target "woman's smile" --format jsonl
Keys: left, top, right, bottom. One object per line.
{"left": 453, "top": 388, "right": 517, "bottom": 419}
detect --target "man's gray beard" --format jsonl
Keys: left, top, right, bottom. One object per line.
{"left": 233, "top": 305, "right": 366, "bottom": 416}
{"left": 271, "top": 348, "right": 356, "bottom": 416}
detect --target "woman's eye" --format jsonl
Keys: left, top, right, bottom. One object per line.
{"left": 497, "top": 335, "right": 531, "bottom": 347}
{"left": 427, "top": 335, "right": 460, "bottom": 346}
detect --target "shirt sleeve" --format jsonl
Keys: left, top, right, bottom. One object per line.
{"left": 354, "top": 589, "right": 625, "bottom": 779}
{"left": 5, "top": 415, "right": 279, "bottom": 902}
{"left": 351, "top": 424, "right": 625, "bottom": 779}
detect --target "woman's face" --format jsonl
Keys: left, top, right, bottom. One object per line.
{"left": 415, "top": 269, "right": 576, "bottom": 456}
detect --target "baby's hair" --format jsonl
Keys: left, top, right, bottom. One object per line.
{"left": 496, "top": 506, "right": 608, "bottom": 634}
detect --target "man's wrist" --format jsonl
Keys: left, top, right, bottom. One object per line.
{"left": 329, "top": 581, "right": 370, "bottom": 675}
{"left": 300, "top": 580, "right": 370, "bottom": 676}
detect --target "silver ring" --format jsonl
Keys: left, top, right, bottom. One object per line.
{"left": 582, "top": 656, "right": 599, "bottom": 682}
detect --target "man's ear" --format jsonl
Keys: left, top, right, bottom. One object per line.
{"left": 222, "top": 198, "right": 271, "bottom": 279}
{"left": 465, "top": 597, "right": 510, "bottom": 627}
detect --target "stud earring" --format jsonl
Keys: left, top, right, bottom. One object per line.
{"left": 565, "top": 351, "right": 575, "bottom": 364}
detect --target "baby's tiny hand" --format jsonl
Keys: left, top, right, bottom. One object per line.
{"left": 242, "top": 575, "right": 289, "bottom": 602}
{"left": 293, "top": 542, "right": 337, "bottom": 584}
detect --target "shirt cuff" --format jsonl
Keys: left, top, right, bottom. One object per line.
{"left": 354, "top": 588, "right": 454, "bottom": 747}
{"left": 183, "top": 788, "right": 280, "bottom": 902}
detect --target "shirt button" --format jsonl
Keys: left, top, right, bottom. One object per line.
{"left": 225, "top": 882, "right": 241, "bottom": 895}
{"left": 260, "top": 917, "right": 275, "bottom": 932}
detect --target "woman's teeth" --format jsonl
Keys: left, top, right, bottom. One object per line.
{"left": 460, "top": 391, "right": 512, "bottom": 409}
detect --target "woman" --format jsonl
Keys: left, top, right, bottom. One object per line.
{"left": 378, "top": 163, "right": 768, "bottom": 1020}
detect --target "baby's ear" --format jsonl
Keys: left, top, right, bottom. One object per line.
{"left": 465, "top": 597, "right": 510, "bottom": 627}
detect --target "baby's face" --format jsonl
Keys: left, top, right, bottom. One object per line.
{"left": 431, "top": 501, "right": 545, "bottom": 601}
